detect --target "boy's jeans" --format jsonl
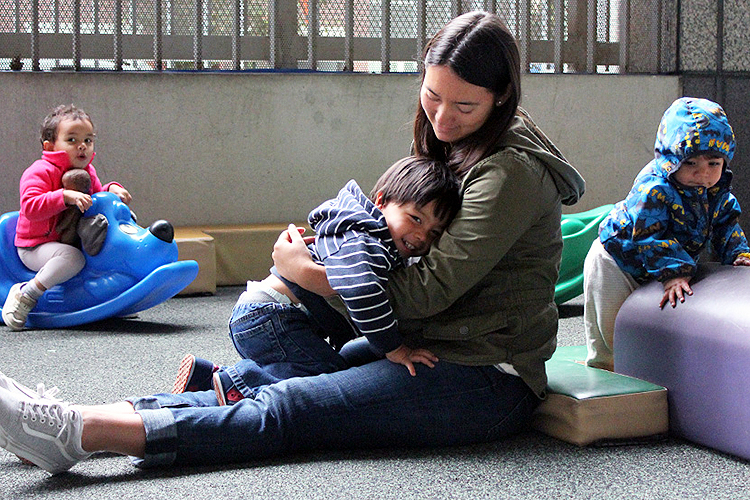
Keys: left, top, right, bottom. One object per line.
{"left": 129, "top": 302, "right": 537, "bottom": 467}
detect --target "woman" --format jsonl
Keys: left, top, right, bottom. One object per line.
{"left": 0, "top": 11, "right": 584, "bottom": 475}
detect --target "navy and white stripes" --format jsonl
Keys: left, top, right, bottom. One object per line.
{"left": 308, "top": 180, "right": 405, "bottom": 353}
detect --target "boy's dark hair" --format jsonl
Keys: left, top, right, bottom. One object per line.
{"left": 40, "top": 104, "right": 94, "bottom": 145}
{"left": 370, "top": 156, "right": 461, "bottom": 222}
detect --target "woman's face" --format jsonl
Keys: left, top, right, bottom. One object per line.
{"left": 420, "top": 64, "right": 497, "bottom": 144}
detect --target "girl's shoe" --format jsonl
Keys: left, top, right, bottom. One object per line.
{"left": 2, "top": 283, "right": 37, "bottom": 331}
{"left": 171, "top": 354, "right": 219, "bottom": 393}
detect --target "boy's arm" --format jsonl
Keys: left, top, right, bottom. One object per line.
{"left": 608, "top": 184, "right": 698, "bottom": 283}
{"left": 709, "top": 193, "right": 750, "bottom": 263}
{"left": 321, "top": 235, "right": 403, "bottom": 355}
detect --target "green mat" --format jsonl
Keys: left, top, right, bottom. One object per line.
{"left": 532, "top": 346, "right": 668, "bottom": 446}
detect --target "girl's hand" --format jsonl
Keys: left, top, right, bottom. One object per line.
{"left": 63, "top": 190, "right": 92, "bottom": 213}
{"left": 660, "top": 276, "right": 693, "bottom": 309}
{"left": 386, "top": 344, "right": 438, "bottom": 376}
{"left": 733, "top": 254, "right": 750, "bottom": 266}
{"left": 108, "top": 185, "right": 132, "bottom": 204}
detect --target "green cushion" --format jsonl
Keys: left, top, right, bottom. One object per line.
{"left": 532, "top": 345, "right": 668, "bottom": 446}
{"left": 546, "top": 345, "right": 665, "bottom": 399}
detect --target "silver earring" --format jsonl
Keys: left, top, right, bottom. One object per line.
{"left": 496, "top": 100, "right": 503, "bottom": 106}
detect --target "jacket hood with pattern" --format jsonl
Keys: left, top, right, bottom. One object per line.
{"left": 654, "top": 97, "right": 735, "bottom": 184}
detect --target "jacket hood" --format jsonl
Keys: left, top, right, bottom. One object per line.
{"left": 654, "top": 97, "right": 735, "bottom": 180}
{"left": 500, "top": 108, "right": 585, "bottom": 206}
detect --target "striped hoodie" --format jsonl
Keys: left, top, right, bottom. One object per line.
{"left": 308, "top": 180, "right": 406, "bottom": 354}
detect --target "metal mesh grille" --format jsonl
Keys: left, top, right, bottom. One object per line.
{"left": 0, "top": 0, "right": 674, "bottom": 73}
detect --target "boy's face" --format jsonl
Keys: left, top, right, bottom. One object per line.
{"left": 673, "top": 154, "right": 724, "bottom": 189}
{"left": 43, "top": 118, "right": 95, "bottom": 170}
{"left": 376, "top": 197, "right": 449, "bottom": 258}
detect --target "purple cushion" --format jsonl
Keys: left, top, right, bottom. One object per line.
{"left": 615, "top": 264, "right": 750, "bottom": 460}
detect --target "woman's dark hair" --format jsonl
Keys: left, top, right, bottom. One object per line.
{"left": 40, "top": 104, "right": 94, "bottom": 144}
{"left": 413, "top": 11, "right": 521, "bottom": 178}
{"left": 370, "top": 156, "right": 461, "bottom": 223}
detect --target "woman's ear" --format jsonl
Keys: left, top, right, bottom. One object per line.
{"left": 42, "top": 140, "right": 55, "bottom": 152}
{"left": 496, "top": 83, "right": 512, "bottom": 106}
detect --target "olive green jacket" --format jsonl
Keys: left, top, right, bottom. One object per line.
{"left": 386, "top": 110, "right": 585, "bottom": 397}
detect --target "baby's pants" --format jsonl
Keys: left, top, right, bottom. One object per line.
{"left": 18, "top": 242, "right": 86, "bottom": 289}
{"left": 583, "top": 239, "right": 639, "bottom": 371}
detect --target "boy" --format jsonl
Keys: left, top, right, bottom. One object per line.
{"left": 584, "top": 97, "right": 750, "bottom": 370}
{"left": 173, "top": 156, "right": 461, "bottom": 403}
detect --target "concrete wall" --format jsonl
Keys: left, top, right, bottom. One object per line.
{"left": 0, "top": 73, "right": 680, "bottom": 227}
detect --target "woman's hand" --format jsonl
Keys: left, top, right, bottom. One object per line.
{"left": 386, "top": 344, "right": 438, "bottom": 376}
{"left": 272, "top": 223, "right": 314, "bottom": 283}
{"left": 272, "top": 224, "right": 335, "bottom": 296}
{"left": 733, "top": 254, "right": 750, "bottom": 266}
{"left": 108, "top": 184, "right": 132, "bottom": 204}
{"left": 660, "top": 276, "right": 692, "bottom": 308}
{"left": 63, "top": 189, "right": 92, "bottom": 213}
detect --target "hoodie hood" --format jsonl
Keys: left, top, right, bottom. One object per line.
{"left": 500, "top": 108, "right": 585, "bottom": 206}
{"left": 654, "top": 97, "right": 735, "bottom": 181}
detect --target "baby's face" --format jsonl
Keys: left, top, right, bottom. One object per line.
{"left": 377, "top": 199, "right": 448, "bottom": 258}
{"left": 673, "top": 154, "right": 724, "bottom": 189}
{"left": 45, "top": 118, "right": 95, "bottom": 169}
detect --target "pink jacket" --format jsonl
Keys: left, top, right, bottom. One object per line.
{"left": 15, "top": 150, "right": 120, "bottom": 247}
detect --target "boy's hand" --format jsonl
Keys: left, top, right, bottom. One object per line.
{"left": 660, "top": 276, "right": 693, "bottom": 309}
{"left": 108, "top": 184, "right": 132, "bottom": 205}
{"left": 733, "top": 254, "right": 750, "bottom": 266}
{"left": 63, "top": 189, "right": 92, "bottom": 213}
{"left": 386, "top": 344, "right": 438, "bottom": 376}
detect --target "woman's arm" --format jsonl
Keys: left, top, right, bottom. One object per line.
{"left": 272, "top": 224, "right": 335, "bottom": 296}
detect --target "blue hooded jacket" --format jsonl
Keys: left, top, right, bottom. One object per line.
{"left": 599, "top": 97, "right": 750, "bottom": 283}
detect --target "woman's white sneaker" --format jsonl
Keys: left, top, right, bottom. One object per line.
{"left": 0, "top": 387, "right": 90, "bottom": 474}
{"left": 0, "top": 371, "right": 62, "bottom": 403}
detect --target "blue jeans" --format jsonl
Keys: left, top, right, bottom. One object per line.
{"left": 129, "top": 302, "right": 538, "bottom": 467}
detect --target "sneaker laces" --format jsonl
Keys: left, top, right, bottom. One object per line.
{"left": 35, "top": 384, "right": 61, "bottom": 401}
{"left": 14, "top": 294, "right": 36, "bottom": 316}
{"left": 20, "top": 400, "right": 67, "bottom": 429}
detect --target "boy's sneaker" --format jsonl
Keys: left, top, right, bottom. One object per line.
{"left": 171, "top": 354, "right": 219, "bottom": 393}
{"left": 2, "top": 283, "right": 37, "bottom": 331}
{"left": 0, "top": 371, "right": 62, "bottom": 403}
{"left": 212, "top": 372, "right": 245, "bottom": 406}
{"left": 0, "top": 387, "right": 91, "bottom": 475}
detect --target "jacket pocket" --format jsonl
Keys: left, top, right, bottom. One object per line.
{"left": 418, "top": 310, "right": 508, "bottom": 341}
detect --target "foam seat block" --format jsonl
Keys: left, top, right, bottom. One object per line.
{"left": 532, "top": 345, "right": 668, "bottom": 446}
{"left": 615, "top": 264, "right": 750, "bottom": 460}
{"left": 174, "top": 228, "right": 217, "bottom": 295}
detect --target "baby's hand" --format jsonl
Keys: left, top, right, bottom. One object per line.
{"left": 108, "top": 185, "right": 132, "bottom": 205}
{"left": 386, "top": 344, "right": 438, "bottom": 376}
{"left": 733, "top": 254, "right": 750, "bottom": 266}
{"left": 63, "top": 189, "right": 93, "bottom": 213}
{"left": 660, "top": 276, "right": 692, "bottom": 309}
